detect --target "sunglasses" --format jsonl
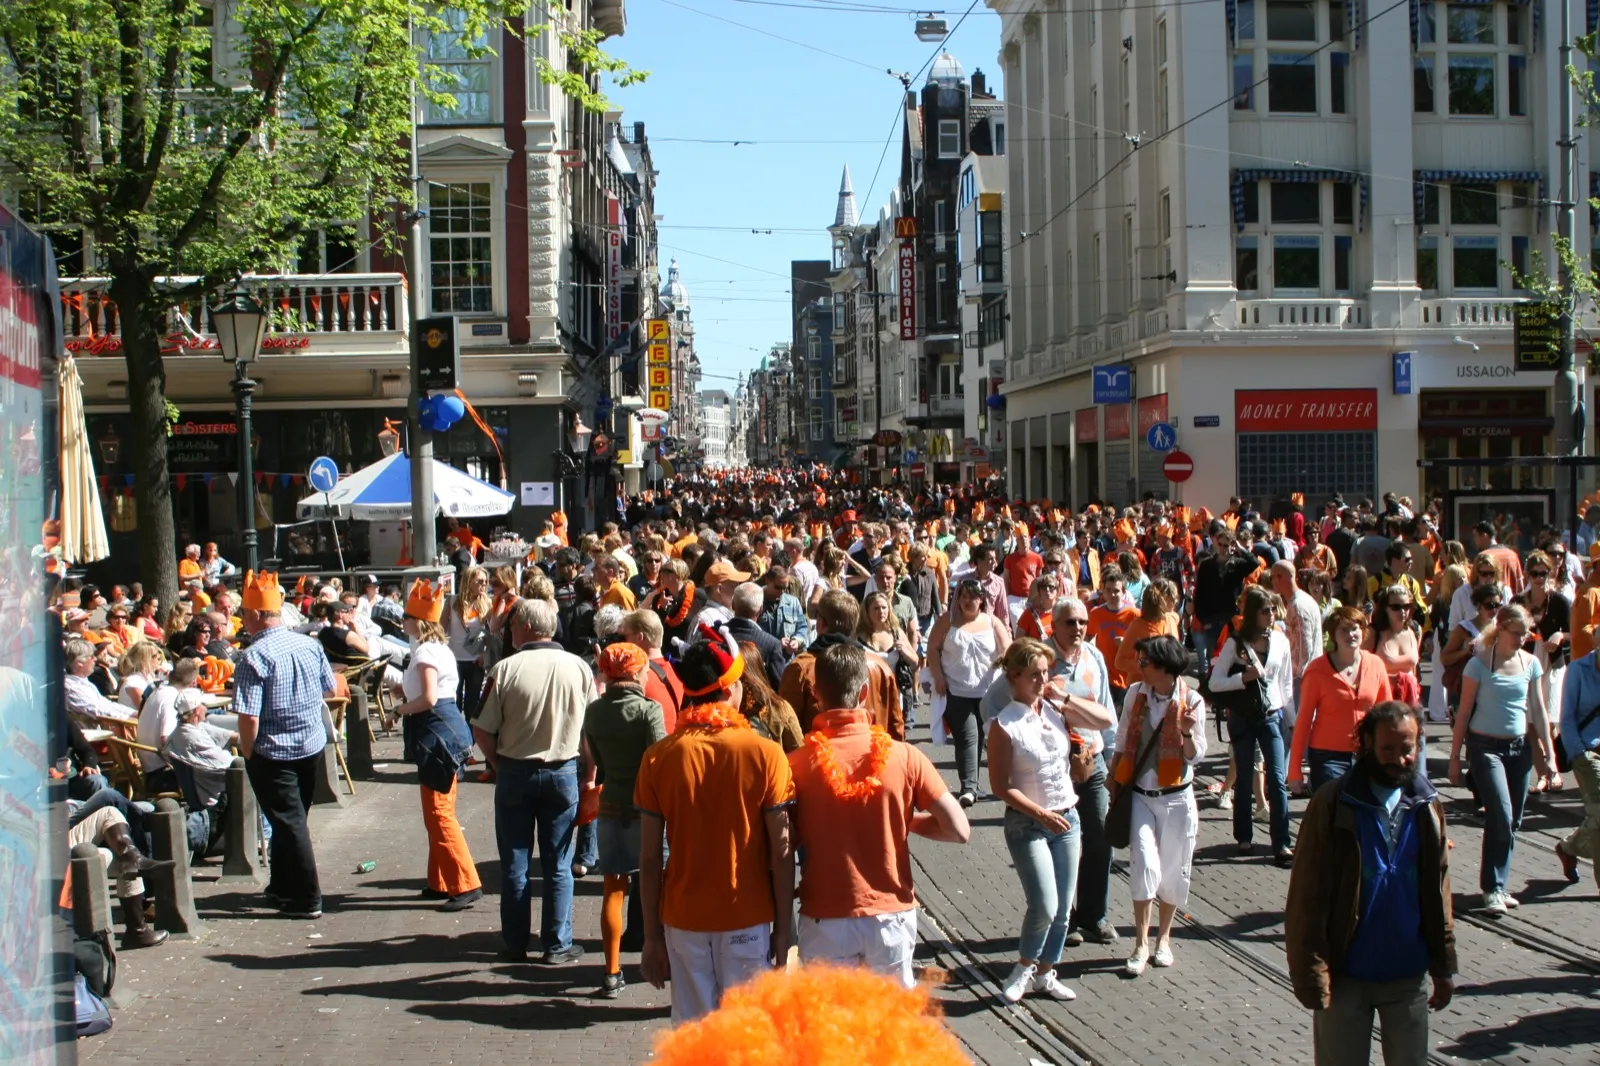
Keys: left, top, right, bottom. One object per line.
{"left": 1485, "top": 601, "right": 1504, "bottom": 611}
{"left": 109, "top": 615, "right": 127, "bottom": 622}
{"left": 1389, "top": 603, "right": 1413, "bottom": 612}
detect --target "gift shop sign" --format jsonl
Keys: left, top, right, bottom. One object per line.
{"left": 1235, "top": 389, "right": 1378, "bottom": 432}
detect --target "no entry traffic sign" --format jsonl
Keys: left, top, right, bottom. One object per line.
{"left": 1162, "top": 450, "right": 1194, "bottom": 483}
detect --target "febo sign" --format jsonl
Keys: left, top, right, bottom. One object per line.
{"left": 1235, "top": 388, "right": 1379, "bottom": 432}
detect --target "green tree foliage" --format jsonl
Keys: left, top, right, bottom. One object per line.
{"left": 0, "top": 0, "right": 642, "bottom": 598}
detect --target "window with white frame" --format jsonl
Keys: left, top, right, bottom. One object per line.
{"left": 1232, "top": 178, "right": 1358, "bottom": 296}
{"left": 1123, "top": 215, "right": 1136, "bottom": 307}
{"left": 809, "top": 369, "right": 823, "bottom": 397}
{"left": 833, "top": 293, "right": 847, "bottom": 332}
{"left": 1120, "top": 55, "right": 1132, "bottom": 135}
{"left": 938, "top": 119, "right": 961, "bottom": 158}
{"left": 809, "top": 407, "right": 823, "bottom": 439}
{"left": 1157, "top": 19, "right": 1171, "bottom": 132}
{"left": 936, "top": 360, "right": 959, "bottom": 398}
{"left": 295, "top": 223, "right": 362, "bottom": 274}
{"left": 1159, "top": 191, "right": 1173, "bottom": 279}
{"left": 1088, "top": 87, "right": 1099, "bottom": 176}
{"left": 423, "top": 9, "right": 495, "bottom": 124}
{"left": 807, "top": 335, "right": 821, "bottom": 362}
{"left": 978, "top": 210, "right": 1003, "bottom": 282}
{"left": 936, "top": 262, "right": 948, "bottom": 321}
{"left": 1092, "top": 233, "right": 1103, "bottom": 320}
{"left": 1413, "top": 2, "right": 1528, "bottom": 117}
{"left": 1234, "top": 0, "right": 1351, "bottom": 116}
{"left": 1414, "top": 180, "right": 1533, "bottom": 293}
{"left": 428, "top": 181, "right": 495, "bottom": 313}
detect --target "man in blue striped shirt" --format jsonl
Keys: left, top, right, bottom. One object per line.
{"left": 235, "top": 571, "right": 338, "bottom": 919}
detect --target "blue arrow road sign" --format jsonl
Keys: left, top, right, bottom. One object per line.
{"left": 1145, "top": 422, "right": 1177, "bottom": 453}
{"left": 308, "top": 456, "right": 340, "bottom": 493}
{"left": 1092, "top": 364, "right": 1133, "bottom": 404}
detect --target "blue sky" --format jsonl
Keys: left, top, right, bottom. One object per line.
{"left": 606, "top": 0, "right": 1002, "bottom": 388}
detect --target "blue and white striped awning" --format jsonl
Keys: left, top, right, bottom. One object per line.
{"left": 1233, "top": 0, "right": 1364, "bottom": 45}
{"left": 1412, "top": 0, "right": 1537, "bottom": 49}
{"left": 1413, "top": 170, "right": 1545, "bottom": 222}
{"left": 1232, "top": 169, "right": 1369, "bottom": 232}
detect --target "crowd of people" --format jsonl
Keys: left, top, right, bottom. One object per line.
{"left": 50, "top": 470, "right": 1600, "bottom": 1065}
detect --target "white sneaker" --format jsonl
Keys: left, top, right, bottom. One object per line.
{"left": 1482, "top": 891, "right": 1509, "bottom": 916}
{"left": 1001, "top": 963, "right": 1037, "bottom": 1003}
{"left": 1253, "top": 805, "right": 1269, "bottom": 823}
{"left": 1030, "top": 968, "right": 1077, "bottom": 1001}
{"left": 1218, "top": 792, "right": 1234, "bottom": 811}
{"left": 1152, "top": 944, "right": 1175, "bottom": 968}
{"left": 1124, "top": 946, "right": 1150, "bottom": 976}
{"left": 1503, "top": 892, "right": 1520, "bottom": 909}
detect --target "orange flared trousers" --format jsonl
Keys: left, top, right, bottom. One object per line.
{"left": 421, "top": 780, "right": 481, "bottom": 896}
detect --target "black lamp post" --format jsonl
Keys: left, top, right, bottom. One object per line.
{"left": 210, "top": 284, "right": 269, "bottom": 572}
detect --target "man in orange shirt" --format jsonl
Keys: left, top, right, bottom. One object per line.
{"left": 1001, "top": 535, "right": 1044, "bottom": 627}
{"left": 595, "top": 556, "right": 637, "bottom": 611}
{"left": 1085, "top": 565, "right": 1141, "bottom": 708}
{"left": 636, "top": 638, "right": 795, "bottom": 1025}
{"left": 789, "top": 644, "right": 969, "bottom": 986}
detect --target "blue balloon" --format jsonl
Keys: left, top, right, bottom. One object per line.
{"left": 986, "top": 392, "right": 1006, "bottom": 410}
{"left": 434, "top": 393, "right": 466, "bottom": 430}
{"left": 418, "top": 394, "right": 437, "bottom": 421}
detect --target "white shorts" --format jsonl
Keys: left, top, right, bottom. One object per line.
{"left": 1007, "top": 594, "right": 1027, "bottom": 624}
{"left": 663, "top": 922, "right": 771, "bottom": 1025}
{"left": 1129, "top": 788, "right": 1199, "bottom": 907}
{"left": 797, "top": 910, "right": 919, "bottom": 989}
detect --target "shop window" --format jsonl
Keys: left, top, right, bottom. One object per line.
{"left": 1450, "top": 183, "right": 1498, "bottom": 225}
{"left": 1236, "top": 237, "right": 1261, "bottom": 291}
{"left": 1271, "top": 182, "right": 1321, "bottom": 224}
{"left": 1417, "top": 237, "right": 1439, "bottom": 291}
{"left": 1235, "top": 54, "right": 1256, "bottom": 109}
{"left": 1446, "top": 4, "right": 1494, "bottom": 44}
{"left": 1266, "top": 0, "right": 1317, "bottom": 39}
{"left": 1274, "top": 235, "right": 1320, "bottom": 290}
{"left": 1448, "top": 56, "right": 1495, "bottom": 115}
{"left": 1269, "top": 53, "right": 1317, "bottom": 112}
{"left": 1237, "top": 431, "right": 1376, "bottom": 501}
{"left": 1453, "top": 236, "right": 1499, "bottom": 289}
{"left": 1414, "top": 56, "right": 1435, "bottom": 113}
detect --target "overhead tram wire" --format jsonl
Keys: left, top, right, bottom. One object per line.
{"left": 861, "top": 0, "right": 983, "bottom": 210}
{"left": 729, "top": 0, "right": 1226, "bottom": 12}
{"left": 1009, "top": 0, "right": 1414, "bottom": 255}
{"left": 656, "top": 0, "right": 909, "bottom": 77}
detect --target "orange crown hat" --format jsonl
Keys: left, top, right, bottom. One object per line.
{"left": 1113, "top": 518, "right": 1136, "bottom": 543}
{"left": 241, "top": 570, "right": 284, "bottom": 612}
{"left": 405, "top": 579, "right": 447, "bottom": 623}
{"left": 1291, "top": 492, "right": 1306, "bottom": 507}
{"left": 596, "top": 641, "right": 649, "bottom": 680}
{"left": 1192, "top": 507, "right": 1213, "bottom": 532}
{"left": 651, "top": 964, "right": 972, "bottom": 1066}
{"left": 1171, "top": 505, "right": 1192, "bottom": 529}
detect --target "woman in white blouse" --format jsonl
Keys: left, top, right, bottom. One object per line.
{"left": 1111, "top": 635, "right": 1208, "bottom": 976}
{"left": 988, "top": 638, "right": 1115, "bottom": 1005}
{"left": 1208, "top": 585, "right": 1296, "bottom": 866}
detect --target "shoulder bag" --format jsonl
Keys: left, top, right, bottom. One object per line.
{"left": 1105, "top": 686, "right": 1182, "bottom": 850}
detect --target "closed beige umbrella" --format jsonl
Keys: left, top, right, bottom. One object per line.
{"left": 58, "top": 354, "right": 110, "bottom": 564}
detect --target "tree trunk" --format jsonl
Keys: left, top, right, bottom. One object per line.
{"left": 111, "top": 269, "right": 179, "bottom": 608}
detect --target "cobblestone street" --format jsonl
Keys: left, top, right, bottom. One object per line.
{"left": 86, "top": 721, "right": 1600, "bottom": 1066}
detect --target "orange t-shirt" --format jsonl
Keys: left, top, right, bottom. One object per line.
{"left": 1002, "top": 550, "right": 1044, "bottom": 598}
{"left": 1288, "top": 652, "right": 1394, "bottom": 783}
{"left": 635, "top": 724, "right": 794, "bottom": 932}
{"left": 1086, "top": 603, "right": 1141, "bottom": 690}
{"left": 598, "top": 581, "right": 637, "bottom": 612}
{"left": 1018, "top": 606, "right": 1054, "bottom": 642}
{"left": 178, "top": 559, "right": 203, "bottom": 581}
{"left": 787, "top": 710, "right": 947, "bottom": 919}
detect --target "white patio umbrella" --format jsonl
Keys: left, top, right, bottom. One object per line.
{"left": 294, "top": 451, "right": 515, "bottom": 521}
{"left": 57, "top": 355, "right": 110, "bottom": 564}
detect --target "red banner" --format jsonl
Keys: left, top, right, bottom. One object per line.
{"left": 1075, "top": 407, "right": 1099, "bottom": 443}
{"left": 1136, "top": 393, "right": 1169, "bottom": 436}
{"left": 1105, "top": 404, "right": 1130, "bottom": 441}
{"left": 1235, "top": 388, "right": 1378, "bottom": 432}
{"left": 898, "top": 240, "right": 916, "bottom": 341}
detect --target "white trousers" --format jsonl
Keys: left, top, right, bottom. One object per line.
{"left": 663, "top": 922, "right": 770, "bottom": 1025}
{"left": 68, "top": 806, "right": 143, "bottom": 899}
{"left": 1129, "top": 789, "right": 1198, "bottom": 907}
{"left": 1007, "top": 594, "right": 1026, "bottom": 624}
{"left": 797, "top": 910, "right": 918, "bottom": 989}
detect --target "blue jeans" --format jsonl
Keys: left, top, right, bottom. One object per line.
{"left": 1467, "top": 733, "right": 1533, "bottom": 894}
{"left": 1003, "top": 806, "right": 1082, "bottom": 966}
{"left": 574, "top": 819, "right": 598, "bottom": 871}
{"left": 1309, "top": 748, "right": 1355, "bottom": 792}
{"left": 494, "top": 756, "right": 579, "bottom": 954}
{"left": 1069, "top": 756, "right": 1111, "bottom": 930}
{"left": 1230, "top": 711, "right": 1292, "bottom": 852}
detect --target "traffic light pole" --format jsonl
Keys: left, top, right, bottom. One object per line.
{"left": 408, "top": 110, "right": 436, "bottom": 568}
{"left": 1554, "top": 0, "right": 1580, "bottom": 534}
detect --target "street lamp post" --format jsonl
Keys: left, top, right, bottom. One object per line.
{"left": 210, "top": 284, "right": 269, "bottom": 573}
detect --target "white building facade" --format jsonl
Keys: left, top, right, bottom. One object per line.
{"left": 992, "top": 0, "right": 1593, "bottom": 521}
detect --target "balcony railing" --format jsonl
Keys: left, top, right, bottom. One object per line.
{"left": 1417, "top": 299, "right": 1519, "bottom": 327}
{"left": 59, "top": 273, "right": 409, "bottom": 358}
{"left": 1237, "top": 298, "right": 1366, "bottom": 329}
